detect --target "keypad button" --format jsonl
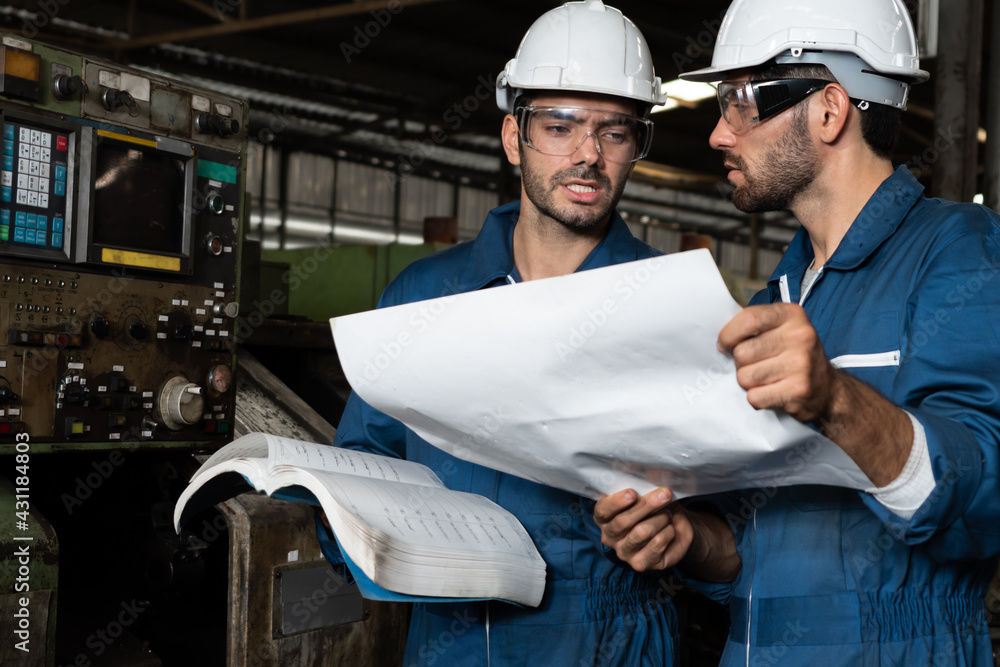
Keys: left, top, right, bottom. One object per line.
{"left": 13, "top": 227, "right": 24, "bottom": 243}
{"left": 2, "top": 126, "right": 13, "bottom": 141}
{"left": 1, "top": 188, "right": 10, "bottom": 203}
{"left": 52, "top": 217, "right": 63, "bottom": 232}
{"left": 27, "top": 176, "right": 38, "bottom": 191}
{"left": 28, "top": 145, "right": 39, "bottom": 161}
{"left": 39, "top": 163, "right": 48, "bottom": 178}
{"left": 40, "top": 148, "right": 50, "bottom": 162}
{"left": 26, "top": 214, "right": 36, "bottom": 229}
{"left": 1, "top": 171, "right": 10, "bottom": 187}
{"left": 27, "top": 191, "right": 38, "bottom": 207}
{"left": 15, "top": 190, "right": 27, "bottom": 205}
{"left": 18, "top": 144, "right": 29, "bottom": 159}
{"left": 3, "top": 156, "right": 13, "bottom": 170}
{"left": 29, "top": 130, "right": 40, "bottom": 146}
{"left": 35, "top": 232, "right": 45, "bottom": 246}
{"left": 36, "top": 216, "right": 46, "bottom": 230}
{"left": 40, "top": 133, "right": 51, "bottom": 149}
{"left": 54, "top": 181, "right": 65, "bottom": 197}
{"left": 51, "top": 232, "right": 62, "bottom": 248}
{"left": 0, "top": 225, "right": 8, "bottom": 241}
{"left": 3, "top": 141, "right": 13, "bottom": 156}
{"left": 1, "top": 210, "right": 9, "bottom": 224}
{"left": 56, "top": 136, "right": 67, "bottom": 151}
{"left": 54, "top": 165, "right": 66, "bottom": 181}
{"left": 14, "top": 212, "right": 25, "bottom": 227}
{"left": 18, "top": 128, "right": 28, "bottom": 143}
{"left": 38, "top": 193, "right": 48, "bottom": 208}
{"left": 25, "top": 229, "right": 35, "bottom": 244}
{"left": 38, "top": 177, "right": 49, "bottom": 193}
{"left": 28, "top": 161, "right": 39, "bottom": 176}
{"left": 16, "top": 174, "right": 27, "bottom": 189}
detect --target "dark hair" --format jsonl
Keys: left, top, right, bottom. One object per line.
{"left": 752, "top": 62, "right": 901, "bottom": 160}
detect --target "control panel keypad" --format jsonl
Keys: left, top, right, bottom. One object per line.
{"left": 0, "top": 122, "right": 69, "bottom": 250}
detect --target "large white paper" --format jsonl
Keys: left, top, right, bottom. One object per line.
{"left": 331, "top": 249, "right": 872, "bottom": 500}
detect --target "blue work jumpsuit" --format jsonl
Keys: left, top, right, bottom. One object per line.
{"left": 327, "top": 201, "right": 679, "bottom": 667}
{"left": 689, "top": 167, "right": 1000, "bottom": 666}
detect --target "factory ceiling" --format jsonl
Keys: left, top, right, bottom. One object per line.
{"left": 0, "top": 0, "right": 989, "bottom": 198}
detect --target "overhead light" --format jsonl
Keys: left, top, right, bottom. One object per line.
{"left": 974, "top": 193, "right": 984, "bottom": 204}
{"left": 651, "top": 79, "right": 716, "bottom": 114}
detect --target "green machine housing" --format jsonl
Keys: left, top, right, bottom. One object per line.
{"left": 0, "top": 32, "right": 249, "bottom": 451}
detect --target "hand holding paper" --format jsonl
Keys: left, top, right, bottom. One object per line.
{"left": 331, "top": 249, "right": 873, "bottom": 501}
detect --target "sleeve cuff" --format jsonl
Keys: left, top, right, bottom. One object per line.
{"left": 866, "top": 411, "right": 935, "bottom": 520}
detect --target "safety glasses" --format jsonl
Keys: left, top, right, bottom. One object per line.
{"left": 717, "top": 79, "right": 832, "bottom": 133}
{"left": 515, "top": 106, "right": 654, "bottom": 164}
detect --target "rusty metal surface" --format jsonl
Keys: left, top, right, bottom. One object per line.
{"left": 229, "top": 345, "right": 407, "bottom": 666}
{"left": 219, "top": 494, "right": 408, "bottom": 667}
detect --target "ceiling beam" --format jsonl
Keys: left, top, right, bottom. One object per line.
{"left": 112, "top": 0, "right": 455, "bottom": 50}
{"left": 176, "top": 0, "right": 234, "bottom": 23}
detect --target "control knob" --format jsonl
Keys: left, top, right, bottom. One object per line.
{"left": 128, "top": 318, "right": 148, "bottom": 340}
{"left": 52, "top": 74, "right": 86, "bottom": 100}
{"left": 195, "top": 112, "right": 240, "bottom": 138}
{"left": 91, "top": 315, "right": 110, "bottom": 339}
{"left": 157, "top": 376, "right": 205, "bottom": 431}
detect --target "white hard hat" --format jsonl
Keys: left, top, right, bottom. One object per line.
{"left": 681, "top": 0, "right": 929, "bottom": 109}
{"left": 496, "top": 0, "right": 666, "bottom": 114}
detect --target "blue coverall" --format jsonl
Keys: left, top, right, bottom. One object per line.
{"left": 327, "top": 201, "right": 679, "bottom": 667}
{"left": 691, "top": 167, "right": 1000, "bottom": 666}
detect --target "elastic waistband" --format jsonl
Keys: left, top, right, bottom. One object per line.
{"left": 729, "top": 593, "right": 988, "bottom": 646}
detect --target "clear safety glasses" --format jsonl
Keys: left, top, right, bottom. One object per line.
{"left": 516, "top": 106, "right": 654, "bottom": 164}
{"left": 717, "top": 79, "right": 832, "bottom": 133}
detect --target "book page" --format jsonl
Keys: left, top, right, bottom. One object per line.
{"left": 275, "top": 469, "right": 539, "bottom": 560}
{"left": 266, "top": 435, "right": 444, "bottom": 488}
{"left": 191, "top": 432, "right": 270, "bottom": 480}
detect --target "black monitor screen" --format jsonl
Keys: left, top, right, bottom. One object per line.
{"left": 92, "top": 142, "right": 186, "bottom": 254}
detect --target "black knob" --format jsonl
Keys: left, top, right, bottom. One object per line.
{"left": 102, "top": 88, "right": 137, "bottom": 111}
{"left": 91, "top": 315, "right": 110, "bottom": 338}
{"left": 128, "top": 318, "right": 148, "bottom": 340}
{"left": 173, "top": 323, "right": 193, "bottom": 340}
{"left": 65, "top": 388, "right": 88, "bottom": 405}
{"left": 196, "top": 112, "right": 240, "bottom": 138}
{"left": 0, "top": 386, "right": 18, "bottom": 405}
{"left": 53, "top": 74, "right": 85, "bottom": 100}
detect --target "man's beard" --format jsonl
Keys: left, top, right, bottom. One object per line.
{"left": 519, "top": 146, "right": 625, "bottom": 232}
{"left": 728, "top": 105, "right": 819, "bottom": 213}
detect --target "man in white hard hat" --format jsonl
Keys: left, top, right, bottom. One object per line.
{"left": 595, "top": 0, "right": 1000, "bottom": 664}
{"left": 323, "top": 1, "right": 737, "bottom": 665}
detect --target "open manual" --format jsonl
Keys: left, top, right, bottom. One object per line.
{"left": 173, "top": 432, "right": 546, "bottom": 607}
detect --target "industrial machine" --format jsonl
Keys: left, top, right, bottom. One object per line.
{"left": 0, "top": 31, "right": 248, "bottom": 665}
{"left": 0, "top": 34, "right": 246, "bottom": 447}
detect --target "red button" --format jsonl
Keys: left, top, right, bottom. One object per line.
{"left": 56, "top": 136, "right": 67, "bottom": 151}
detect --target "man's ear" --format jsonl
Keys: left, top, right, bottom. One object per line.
{"left": 502, "top": 115, "right": 522, "bottom": 166}
{"left": 814, "top": 83, "right": 851, "bottom": 145}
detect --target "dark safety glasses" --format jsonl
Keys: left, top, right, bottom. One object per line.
{"left": 717, "top": 79, "right": 833, "bottom": 133}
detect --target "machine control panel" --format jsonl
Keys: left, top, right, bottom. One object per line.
{"left": 0, "top": 33, "right": 247, "bottom": 450}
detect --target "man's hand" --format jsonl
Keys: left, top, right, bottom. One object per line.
{"left": 594, "top": 488, "right": 740, "bottom": 581}
{"left": 717, "top": 302, "right": 838, "bottom": 422}
{"left": 594, "top": 488, "right": 693, "bottom": 572}
{"left": 718, "top": 302, "right": 912, "bottom": 487}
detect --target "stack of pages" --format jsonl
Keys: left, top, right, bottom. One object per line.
{"left": 174, "top": 432, "right": 546, "bottom": 607}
